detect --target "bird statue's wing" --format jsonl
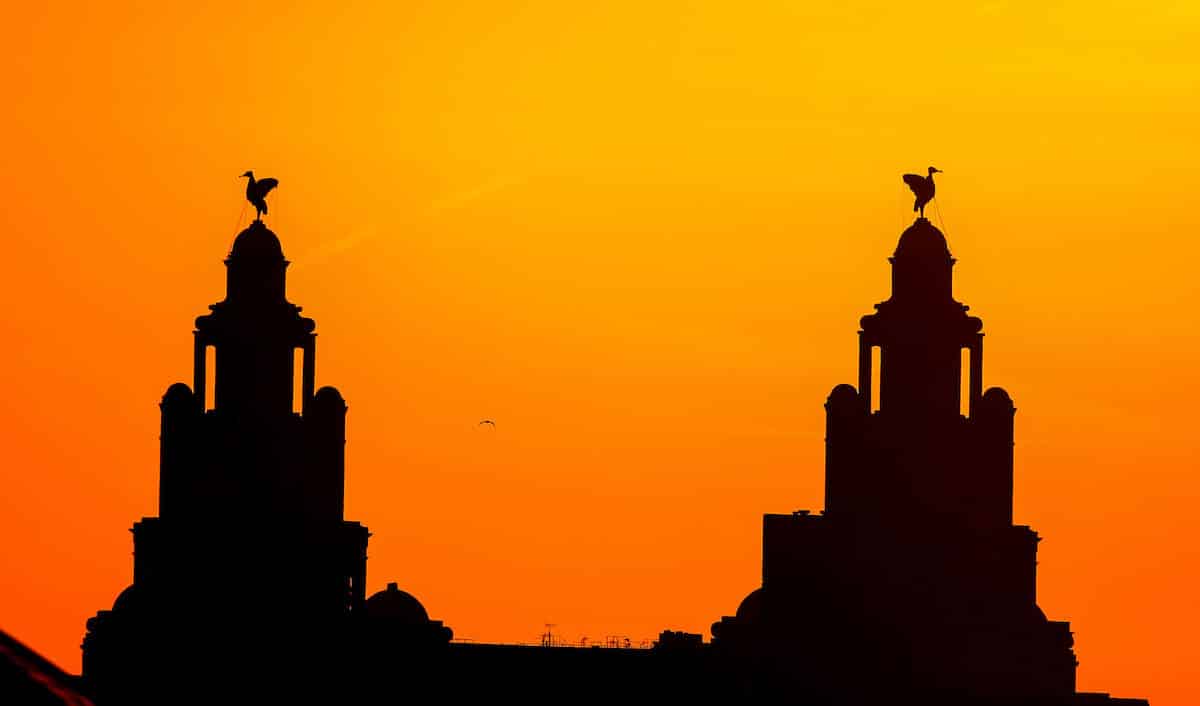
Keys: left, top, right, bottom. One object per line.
{"left": 256, "top": 178, "right": 279, "bottom": 196}
{"left": 902, "top": 173, "right": 924, "bottom": 194}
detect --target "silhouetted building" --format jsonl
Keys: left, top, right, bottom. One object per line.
{"left": 82, "top": 221, "right": 449, "bottom": 704}
{"left": 78, "top": 216, "right": 1146, "bottom": 705}
{"left": 711, "top": 218, "right": 1145, "bottom": 705}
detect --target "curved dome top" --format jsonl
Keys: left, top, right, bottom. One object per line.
{"left": 894, "top": 218, "right": 950, "bottom": 260}
{"left": 162, "top": 382, "right": 195, "bottom": 406}
{"left": 229, "top": 220, "right": 284, "bottom": 261}
{"left": 313, "top": 386, "right": 345, "bottom": 405}
{"left": 826, "top": 383, "right": 860, "bottom": 412}
{"left": 365, "top": 582, "right": 430, "bottom": 623}
{"left": 112, "top": 583, "right": 159, "bottom": 614}
{"left": 982, "top": 387, "right": 1013, "bottom": 405}
{"left": 979, "top": 387, "right": 1015, "bottom": 414}
{"left": 112, "top": 584, "right": 139, "bottom": 612}
{"left": 735, "top": 587, "right": 765, "bottom": 621}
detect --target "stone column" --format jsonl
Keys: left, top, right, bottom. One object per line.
{"left": 968, "top": 337, "right": 983, "bottom": 417}
{"left": 193, "top": 333, "right": 207, "bottom": 409}
{"left": 301, "top": 337, "right": 316, "bottom": 415}
{"left": 858, "top": 333, "right": 872, "bottom": 413}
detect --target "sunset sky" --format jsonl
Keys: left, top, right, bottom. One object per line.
{"left": 1, "top": 2, "right": 1197, "bottom": 703}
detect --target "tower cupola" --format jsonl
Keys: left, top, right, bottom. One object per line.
{"left": 858, "top": 218, "right": 982, "bottom": 421}
{"left": 891, "top": 217, "right": 954, "bottom": 303}
{"left": 192, "top": 221, "right": 316, "bottom": 420}
{"left": 225, "top": 220, "right": 287, "bottom": 305}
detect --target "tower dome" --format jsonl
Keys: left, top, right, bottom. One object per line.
{"left": 365, "top": 583, "right": 431, "bottom": 624}
{"left": 894, "top": 217, "right": 950, "bottom": 261}
{"left": 221, "top": 221, "right": 289, "bottom": 305}
{"left": 886, "top": 217, "right": 955, "bottom": 305}
{"left": 228, "top": 220, "right": 284, "bottom": 261}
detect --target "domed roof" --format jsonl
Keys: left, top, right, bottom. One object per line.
{"left": 894, "top": 217, "right": 950, "bottom": 260}
{"left": 112, "top": 584, "right": 139, "bottom": 612}
{"left": 735, "top": 587, "right": 765, "bottom": 621}
{"left": 313, "top": 386, "right": 345, "bottom": 405}
{"left": 365, "top": 582, "right": 430, "bottom": 623}
{"left": 826, "top": 384, "right": 860, "bottom": 412}
{"left": 982, "top": 387, "right": 1012, "bottom": 405}
{"left": 162, "top": 382, "right": 196, "bottom": 406}
{"left": 112, "top": 583, "right": 159, "bottom": 614}
{"left": 979, "top": 387, "right": 1015, "bottom": 414}
{"left": 229, "top": 220, "right": 284, "bottom": 261}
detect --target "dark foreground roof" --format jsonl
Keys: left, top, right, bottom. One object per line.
{"left": 0, "top": 628, "right": 94, "bottom": 706}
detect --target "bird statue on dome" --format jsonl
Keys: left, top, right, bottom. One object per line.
{"left": 902, "top": 166, "right": 941, "bottom": 218}
{"left": 240, "top": 171, "right": 279, "bottom": 220}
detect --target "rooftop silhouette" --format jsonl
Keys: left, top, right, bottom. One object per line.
{"left": 68, "top": 200, "right": 1147, "bottom": 705}
{"left": 714, "top": 215, "right": 1078, "bottom": 703}
{"left": 1, "top": 628, "right": 93, "bottom": 706}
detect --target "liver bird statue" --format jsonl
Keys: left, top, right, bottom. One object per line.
{"left": 902, "top": 167, "right": 941, "bottom": 217}
{"left": 241, "top": 171, "right": 279, "bottom": 220}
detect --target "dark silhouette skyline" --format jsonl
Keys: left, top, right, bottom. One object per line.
{"left": 81, "top": 219, "right": 453, "bottom": 704}
{"left": 66, "top": 208, "right": 1148, "bottom": 705}
{"left": 713, "top": 217, "right": 1082, "bottom": 704}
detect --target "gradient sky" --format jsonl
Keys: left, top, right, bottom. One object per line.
{"left": 2, "top": 2, "right": 1197, "bottom": 704}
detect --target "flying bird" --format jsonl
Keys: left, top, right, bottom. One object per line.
{"left": 479, "top": 419, "right": 496, "bottom": 427}
{"left": 240, "top": 171, "right": 279, "bottom": 220}
{"left": 902, "top": 167, "right": 941, "bottom": 217}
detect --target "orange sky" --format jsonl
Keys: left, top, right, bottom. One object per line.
{"left": 1, "top": 2, "right": 1197, "bottom": 703}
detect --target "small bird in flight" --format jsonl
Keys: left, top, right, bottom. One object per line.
{"left": 241, "top": 171, "right": 279, "bottom": 220}
{"left": 479, "top": 419, "right": 496, "bottom": 427}
{"left": 902, "top": 166, "right": 941, "bottom": 217}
